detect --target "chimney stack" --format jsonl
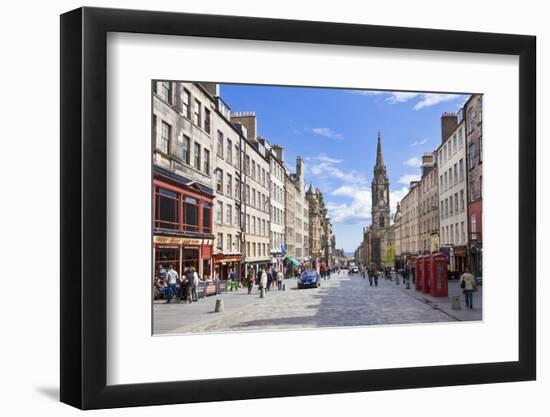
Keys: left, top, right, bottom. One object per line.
{"left": 441, "top": 112, "right": 458, "bottom": 143}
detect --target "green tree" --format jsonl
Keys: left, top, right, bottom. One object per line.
{"left": 384, "top": 243, "right": 396, "bottom": 267}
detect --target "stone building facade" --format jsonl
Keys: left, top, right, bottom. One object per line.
{"left": 437, "top": 111, "right": 468, "bottom": 273}
{"left": 464, "top": 94, "right": 483, "bottom": 278}
{"left": 418, "top": 153, "right": 440, "bottom": 254}
{"left": 370, "top": 133, "right": 391, "bottom": 268}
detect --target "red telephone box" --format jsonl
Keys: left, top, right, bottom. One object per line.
{"left": 422, "top": 255, "right": 432, "bottom": 294}
{"left": 415, "top": 256, "right": 424, "bottom": 291}
{"left": 430, "top": 252, "right": 449, "bottom": 297}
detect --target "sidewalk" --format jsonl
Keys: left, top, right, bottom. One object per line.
{"left": 391, "top": 277, "right": 483, "bottom": 321}
{"left": 153, "top": 281, "right": 294, "bottom": 334}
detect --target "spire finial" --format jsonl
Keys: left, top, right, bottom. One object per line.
{"left": 376, "top": 132, "right": 384, "bottom": 167}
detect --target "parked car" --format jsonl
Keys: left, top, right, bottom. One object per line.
{"left": 297, "top": 271, "right": 321, "bottom": 289}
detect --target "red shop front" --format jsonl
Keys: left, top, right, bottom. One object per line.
{"left": 152, "top": 168, "right": 215, "bottom": 281}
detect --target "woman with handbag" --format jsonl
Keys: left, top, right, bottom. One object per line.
{"left": 459, "top": 268, "right": 477, "bottom": 309}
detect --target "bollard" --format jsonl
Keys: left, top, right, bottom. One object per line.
{"left": 451, "top": 295, "right": 461, "bottom": 310}
{"left": 214, "top": 298, "right": 224, "bottom": 313}
{"left": 260, "top": 288, "right": 265, "bottom": 298}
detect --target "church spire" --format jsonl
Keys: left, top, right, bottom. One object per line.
{"left": 376, "top": 131, "right": 384, "bottom": 167}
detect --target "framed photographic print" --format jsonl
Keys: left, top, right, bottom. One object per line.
{"left": 60, "top": 6, "right": 536, "bottom": 410}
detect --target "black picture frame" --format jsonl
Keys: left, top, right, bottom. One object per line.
{"left": 60, "top": 6, "right": 536, "bottom": 410}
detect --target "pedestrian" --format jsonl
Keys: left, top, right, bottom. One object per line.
{"left": 165, "top": 264, "right": 178, "bottom": 303}
{"left": 247, "top": 267, "right": 254, "bottom": 294}
{"left": 185, "top": 267, "right": 194, "bottom": 304}
{"left": 229, "top": 268, "right": 238, "bottom": 291}
{"left": 277, "top": 269, "right": 283, "bottom": 290}
{"left": 374, "top": 270, "right": 379, "bottom": 287}
{"left": 459, "top": 268, "right": 477, "bottom": 309}
{"left": 192, "top": 268, "right": 199, "bottom": 301}
{"left": 361, "top": 266, "right": 366, "bottom": 280}
{"left": 259, "top": 268, "right": 268, "bottom": 295}
{"left": 266, "top": 268, "right": 273, "bottom": 291}
{"left": 368, "top": 269, "right": 373, "bottom": 286}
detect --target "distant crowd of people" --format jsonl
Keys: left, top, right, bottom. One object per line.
{"left": 155, "top": 264, "right": 200, "bottom": 304}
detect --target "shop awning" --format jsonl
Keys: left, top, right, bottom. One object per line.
{"left": 285, "top": 256, "right": 300, "bottom": 266}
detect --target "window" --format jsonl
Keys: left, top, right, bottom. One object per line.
{"left": 215, "top": 169, "right": 223, "bottom": 194}
{"left": 252, "top": 189, "right": 256, "bottom": 208}
{"left": 469, "top": 142, "right": 477, "bottom": 169}
{"left": 217, "top": 131, "right": 223, "bottom": 158}
{"left": 227, "top": 234, "right": 232, "bottom": 251}
{"left": 181, "top": 88, "right": 190, "bottom": 117}
{"left": 252, "top": 161, "right": 256, "bottom": 180}
{"left": 252, "top": 217, "right": 256, "bottom": 234}
{"left": 450, "top": 196, "right": 454, "bottom": 215}
{"left": 235, "top": 179, "right": 240, "bottom": 200}
{"left": 216, "top": 201, "right": 223, "bottom": 224}
{"left": 246, "top": 215, "right": 250, "bottom": 233}
{"left": 204, "top": 108, "right": 211, "bottom": 134}
{"left": 440, "top": 201, "right": 444, "bottom": 219}
{"left": 455, "top": 223, "right": 459, "bottom": 244}
{"left": 154, "top": 188, "right": 179, "bottom": 230}
{"left": 245, "top": 155, "right": 250, "bottom": 175}
{"left": 450, "top": 224, "right": 454, "bottom": 244}
{"left": 234, "top": 206, "right": 240, "bottom": 227}
{"left": 460, "top": 190, "right": 465, "bottom": 211}
{"left": 226, "top": 139, "right": 233, "bottom": 164}
{"left": 453, "top": 135, "right": 457, "bottom": 154}
{"left": 193, "top": 142, "right": 201, "bottom": 170}
{"left": 246, "top": 185, "right": 250, "bottom": 204}
{"left": 468, "top": 108, "right": 476, "bottom": 132}
{"left": 226, "top": 204, "right": 232, "bottom": 225}
{"left": 226, "top": 174, "right": 232, "bottom": 197}
{"left": 246, "top": 242, "right": 250, "bottom": 256}
{"left": 181, "top": 134, "right": 190, "bottom": 164}
{"left": 158, "top": 121, "right": 170, "bottom": 154}
{"left": 461, "top": 221, "right": 465, "bottom": 243}
{"left": 216, "top": 233, "right": 223, "bottom": 249}
{"left": 479, "top": 136, "right": 483, "bottom": 163}
{"left": 234, "top": 144, "right": 240, "bottom": 169}
{"left": 202, "top": 203, "right": 211, "bottom": 233}
{"left": 459, "top": 128, "right": 464, "bottom": 148}
{"left": 445, "top": 199, "right": 449, "bottom": 218}
{"left": 444, "top": 172, "right": 448, "bottom": 190}
{"left": 471, "top": 214, "right": 477, "bottom": 233}
{"left": 454, "top": 192, "right": 458, "bottom": 213}
{"left": 459, "top": 159, "right": 464, "bottom": 181}
{"left": 453, "top": 163, "right": 458, "bottom": 184}
{"left": 439, "top": 175, "right": 443, "bottom": 189}
{"left": 203, "top": 149, "right": 210, "bottom": 174}
{"left": 183, "top": 197, "right": 199, "bottom": 232}
{"left": 380, "top": 216, "right": 385, "bottom": 228}
{"left": 193, "top": 99, "right": 201, "bottom": 127}
{"left": 157, "top": 81, "right": 172, "bottom": 104}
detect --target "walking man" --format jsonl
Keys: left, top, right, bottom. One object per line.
{"left": 277, "top": 269, "right": 283, "bottom": 290}
{"left": 459, "top": 268, "right": 477, "bottom": 309}
{"left": 165, "top": 265, "right": 178, "bottom": 303}
{"left": 259, "top": 268, "right": 268, "bottom": 296}
{"left": 192, "top": 268, "right": 199, "bottom": 301}
{"left": 247, "top": 267, "right": 254, "bottom": 294}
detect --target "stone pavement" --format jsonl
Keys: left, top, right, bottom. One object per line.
{"left": 154, "top": 272, "right": 482, "bottom": 335}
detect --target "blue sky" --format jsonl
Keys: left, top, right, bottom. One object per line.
{"left": 220, "top": 84, "right": 469, "bottom": 253}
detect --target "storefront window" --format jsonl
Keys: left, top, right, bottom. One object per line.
{"left": 181, "top": 248, "right": 199, "bottom": 274}
{"left": 155, "top": 188, "right": 179, "bottom": 230}
{"left": 202, "top": 203, "right": 211, "bottom": 234}
{"left": 155, "top": 247, "right": 179, "bottom": 280}
{"left": 183, "top": 196, "right": 199, "bottom": 232}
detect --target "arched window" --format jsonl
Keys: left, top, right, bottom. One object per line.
{"left": 380, "top": 216, "right": 385, "bottom": 228}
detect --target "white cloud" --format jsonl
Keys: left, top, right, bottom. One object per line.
{"left": 389, "top": 186, "right": 410, "bottom": 215}
{"left": 309, "top": 127, "right": 343, "bottom": 139}
{"left": 413, "top": 93, "right": 464, "bottom": 110}
{"left": 327, "top": 186, "right": 372, "bottom": 224}
{"left": 398, "top": 174, "right": 421, "bottom": 185}
{"left": 385, "top": 92, "right": 421, "bottom": 104}
{"left": 305, "top": 155, "right": 366, "bottom": 186}
{"left": 306, "top": 154, "right": 342, "bottom": 164}
{"left": 410, "top": 138, "right": 428, "bottom": 147}
{"left": 404, "top": 157, "right": 422, "bottom": 167}
{"left": 354, "top": 90, "right": 468, "bottom": 110}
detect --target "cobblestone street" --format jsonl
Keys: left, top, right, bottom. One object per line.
{"left": 154, "top": 272, "right": 482, "bottom": 335}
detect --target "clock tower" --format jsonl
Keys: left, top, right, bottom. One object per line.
{"left": 371, "top": 132, "right": 390, "bottom": 267}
